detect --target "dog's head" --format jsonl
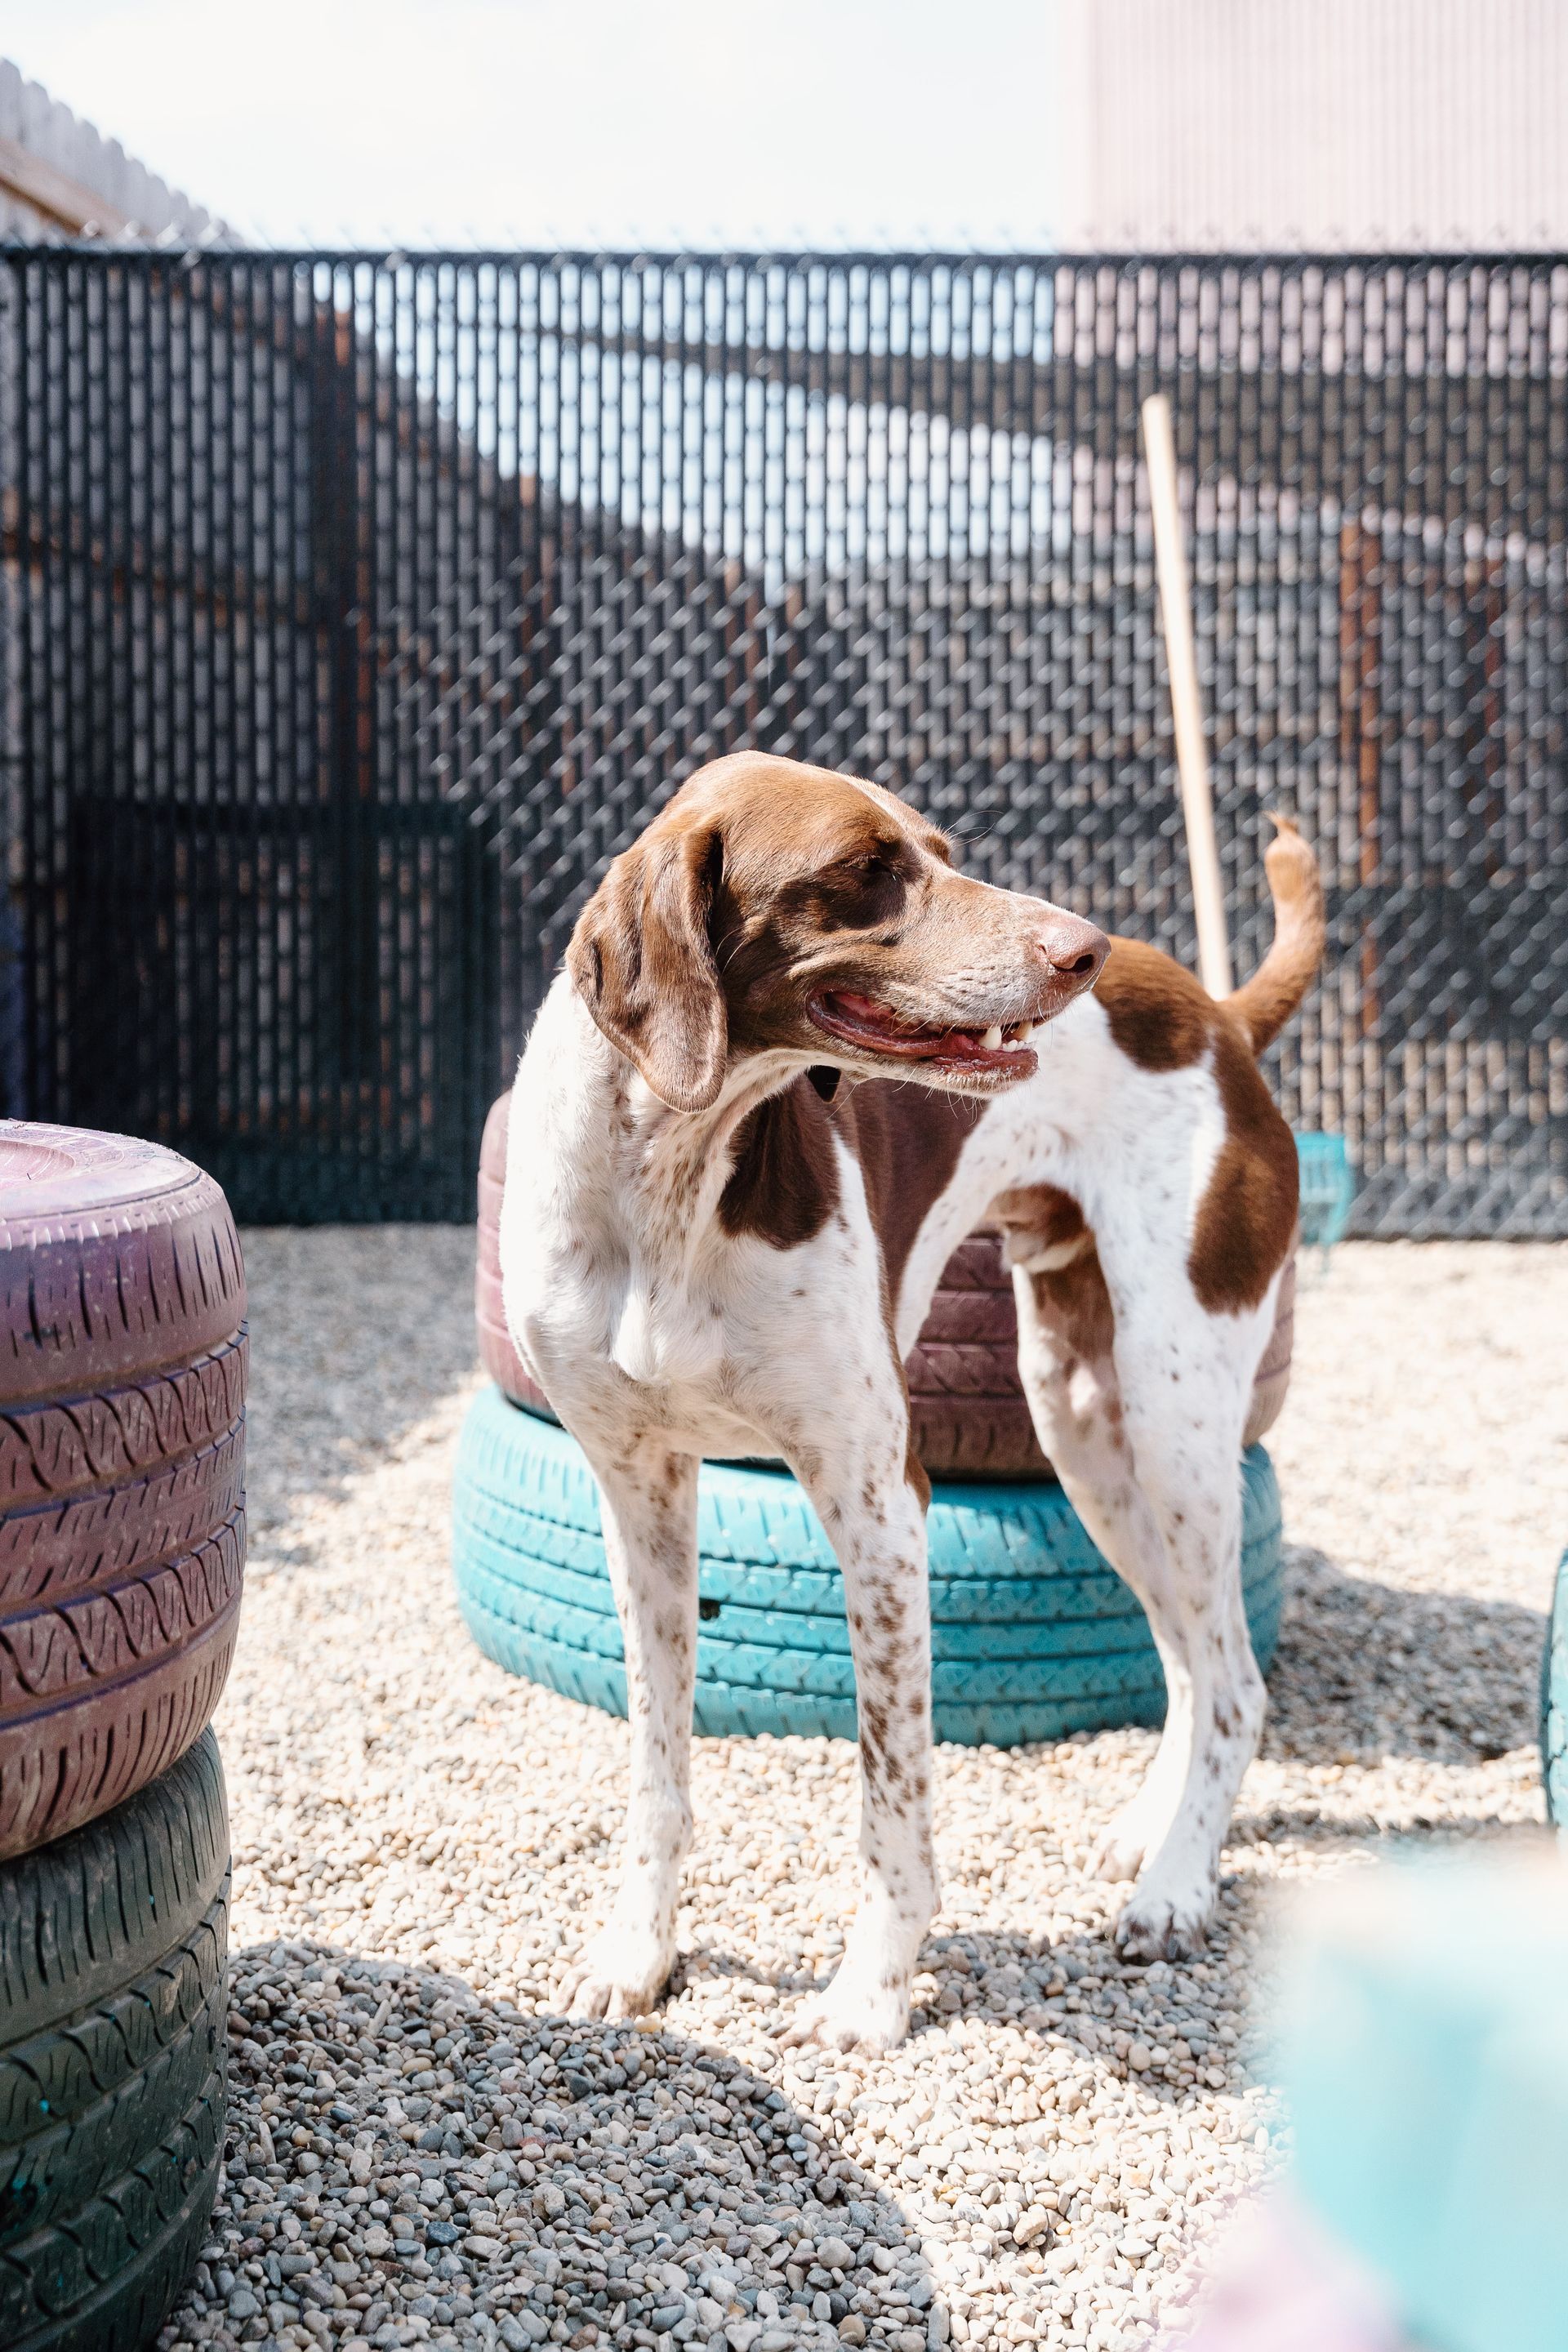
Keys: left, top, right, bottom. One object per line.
{"left": 567, "top": 753, "right": 1108, "bottom": 1113}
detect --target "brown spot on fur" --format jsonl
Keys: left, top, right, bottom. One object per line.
{"left": 1090, "top": 934, "right": 1301, "bottom": 1314}
{"left": 719, "top": 1076, "right": 842, "bottom": 1249}
{"left": 1098, "top": 822, "right": 1322, "bottom": 1071}
{"left": 990, "top": 1181, "right": 1090, "bottom": 1258}
{"left": 719, "top": 1075, "right": 967, "bottom": 1506}
{"left": 1095, "top": 937, "right": 1212, "bottom": 1071}
{"left": 860, "top": 1695, "right": 892, "bottom": 1776}
{"left": 905, "top": 1433, "right": 932, "bottom": 1512}
{"left": 842, "top": 1080, "right": 988, "bottom": 1316}
{"left": 1025, "top": 1231, "right": 1117, "bottom": 1370}
{"left": 568, "top": 821, "right": 728, "bottom": 1112}
{"left": 1188, "top": 1019, "right": 1299, "bottom": 1312}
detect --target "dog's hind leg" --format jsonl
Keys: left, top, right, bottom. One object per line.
{"left": 556, "top": 1438, "right": 700, "bottom": 2020}
{"left": 1009, "top": 1247, "right": 1186, "bottom": 1882}
{"left": 1012, "top": 1235, "right": 1273, "bottom": 1959}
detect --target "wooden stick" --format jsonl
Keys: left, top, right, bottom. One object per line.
{"left": 1142, "top": 393, "right": 1233, "bottom": 999}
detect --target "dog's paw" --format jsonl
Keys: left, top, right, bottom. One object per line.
{"left": 1087, "top": 1804, "right": 1155, "bottom": 1884}
{"left": 1113, "top": 1880, "right": 1212, "bottom": 1965}
{"left": 556, "top": 1927, "right": 672, "bottom": 2022}
{"left": 779, "top": 1962, "right": 911, "bottom": 2056}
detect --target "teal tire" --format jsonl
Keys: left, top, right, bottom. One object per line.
{"left": 452, "top": 1385, "right": 1285, "bottom": 1747}
{"left": 1544, "top": 1550, "right": 1567, "bottom": 1827}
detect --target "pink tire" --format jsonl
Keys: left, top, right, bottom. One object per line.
{"left": 0, "top": 1124, "right": 247, "bottom": 1860}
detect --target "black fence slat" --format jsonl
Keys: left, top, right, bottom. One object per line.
{"left": 1, "top": 247, "right": 1566, "bottom": 1231}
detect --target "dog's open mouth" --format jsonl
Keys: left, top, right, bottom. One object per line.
{"left": 808, "top": 991, "right": 1040, "bottom": 1077}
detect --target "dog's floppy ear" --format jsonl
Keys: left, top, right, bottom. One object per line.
{"left": 567, "top": 824, "right": 727, "bottom": 1112}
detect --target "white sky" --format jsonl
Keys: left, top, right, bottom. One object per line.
{"left": 3, "top": 0, "right": 1066, "bottom": 247}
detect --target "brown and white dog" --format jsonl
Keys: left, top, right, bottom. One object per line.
{"left": 499, "top": 751, "right": 1323, "bottom": 2051}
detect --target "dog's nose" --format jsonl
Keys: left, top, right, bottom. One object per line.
{"left": 1036, "top": 914, "right": 1110, "bottom": 989}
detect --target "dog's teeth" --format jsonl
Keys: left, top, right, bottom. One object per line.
{"left": 1018, "top": 1021, "right": 1035, "bottom": 1044}
{"left": 982, "top": 1025, "right": 1002, "bottom": 1049}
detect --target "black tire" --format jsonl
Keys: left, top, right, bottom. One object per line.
{"left": 0, "top": 1730, "right": 229, "bottom": 2352}
{"left": 0, "top": 1122, "right": 247, "bottom": 1861}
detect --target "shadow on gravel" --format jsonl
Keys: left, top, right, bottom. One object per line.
{"left": 238, "top": 1227, "right": 481, "bottom": 1549}
{"left": 901, "top": 1925, "right": 1254, "bottom": 2114}
{"left": 1262, "top": 1544, "right": 1547, "bottom": 1767}
{"left": 163, "top": 1937, "right": 934, "bottom": 2352}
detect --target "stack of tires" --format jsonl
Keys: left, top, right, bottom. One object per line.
{"left": 457, "top": 1093, "right": 1290, "bottom": 1744}
{"left": 0, "top": 1125, "right": 244, "bottom": 2351}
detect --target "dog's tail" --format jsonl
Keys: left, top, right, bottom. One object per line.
{"left": 1226, "top": 817, "right": 1325, "bottom": 1054}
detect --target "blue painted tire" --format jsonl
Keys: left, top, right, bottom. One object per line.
{"left": 451, "top": 1384, "right": 1285, "bottom": 1748}
{"left": 1543, "top": 1550, "right": 1567, "bottom": 1827}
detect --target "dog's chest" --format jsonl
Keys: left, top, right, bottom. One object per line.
{"left": 554, "top": 1244, "right": 779, "bottom": 1456}
{"left": 601, "top": 1248, "right": 726, "bottom": 1394}
{"left": 507, "top": 1144, "right": 759, "bottom": 1430}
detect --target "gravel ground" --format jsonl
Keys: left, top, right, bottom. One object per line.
{"left": 159, "top": 1236, "right": 1566, "bottom": 2352}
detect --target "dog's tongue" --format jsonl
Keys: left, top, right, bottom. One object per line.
{"left": 832, "top": 982, "right": 968, "bottom": 1039}
{"left": 831, "top": 993, "right": 941, "bottom": 1035}
{"left": 832, "top": 993, "right": 991, "bottom": 1055}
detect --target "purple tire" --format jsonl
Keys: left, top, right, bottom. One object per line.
{"left": 0, "top": 1123, "right": 247, "bottom": 1860}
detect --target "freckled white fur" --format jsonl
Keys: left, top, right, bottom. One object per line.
{"left": 501, "top": 975, "right": 1285, "bottom": 2044}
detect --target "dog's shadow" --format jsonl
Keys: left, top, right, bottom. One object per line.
{"left": 1260, "top": 1543, "right": 1547, "bottom": 1768}
{"left": 184, "top": 1939, "right": 935, "bottom": 2350}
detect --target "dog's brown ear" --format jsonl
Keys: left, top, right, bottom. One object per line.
{"left": 567, "top": 825, "right": 727, "bottom": 1111}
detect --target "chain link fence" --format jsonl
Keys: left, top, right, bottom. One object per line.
{"left": 2, "top": 249, "right": 1566, "bottom": 1227}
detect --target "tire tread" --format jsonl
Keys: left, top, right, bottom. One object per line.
{"left": 0, "top": 1728, "right": 228, "bottom": 2352}
{"left": 452, "top": 1386, "right": 1284, "bottom": 1747}
{"left": 0, "top": 1128, "right": 245, "bottom": 1863}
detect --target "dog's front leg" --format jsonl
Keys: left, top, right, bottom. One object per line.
{"left": 557, "top": 1438, "right": 700, "bottom": 2020}
{"left": 780, "top": 1452, "right": 938, "bottom": 2056}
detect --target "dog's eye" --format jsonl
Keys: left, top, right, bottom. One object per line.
{"left": 785, "top": 849, "right": 909, "bottom": 931}
{"left": 838, "top": 854, "right": 906, "bottom": 928}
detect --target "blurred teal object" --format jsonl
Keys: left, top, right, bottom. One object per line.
{"left": 1276, "top": 1853, "right": 1568, "bottom": 2352}
{"left": 1295, "top": 1131, "right": 1354, "bottom": 1253}
{"left": 1543, "top": 1548, "right": 1567, "bottom": 1828}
